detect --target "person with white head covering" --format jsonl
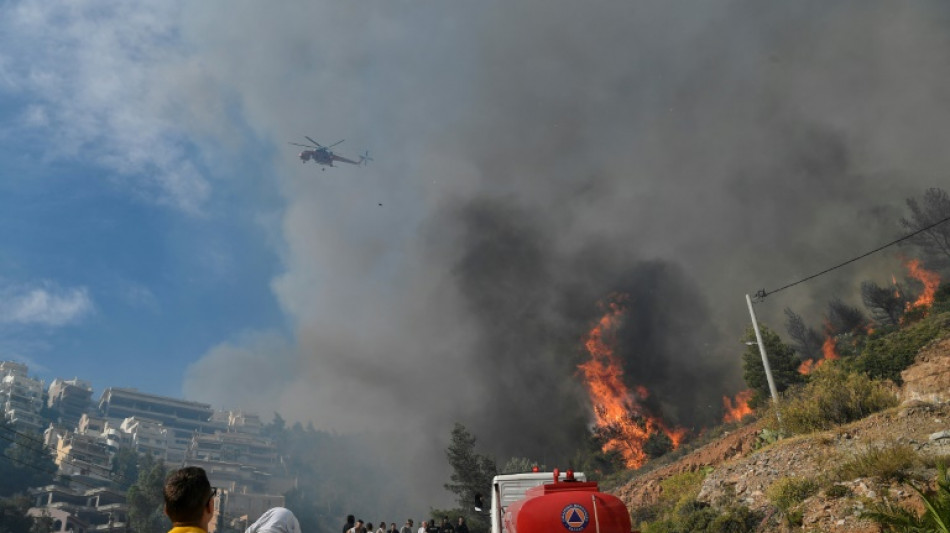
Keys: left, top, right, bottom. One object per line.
{"left": 246, "top": 508, "right": 301, "bottom": 533}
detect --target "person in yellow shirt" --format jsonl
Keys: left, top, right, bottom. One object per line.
{"left": 164, "top": 467, "right": 216, "bottom": 533}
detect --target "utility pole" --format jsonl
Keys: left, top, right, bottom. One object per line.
{"left": 745, "top": 294, "right": 782, "bottom": 424}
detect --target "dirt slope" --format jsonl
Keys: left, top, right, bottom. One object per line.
{"left": 613, "top": 334, "right": 950, "bottom": 532}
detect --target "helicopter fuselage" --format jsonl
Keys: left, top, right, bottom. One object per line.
{"left": 299, "top": 148, "right": 335, "bottom": 166}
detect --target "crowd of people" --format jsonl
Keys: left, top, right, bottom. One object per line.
{"left": 162, "top": 466, "right": 472, "bottom": 533}
{"left": 341, "top": 515, "right": 469, "bottom": 533}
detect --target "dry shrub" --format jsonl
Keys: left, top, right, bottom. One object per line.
{"left": 658, "top": 469, "right": 708, "bottom": 509}
{"left": 834, "top": 443, "right": 920, "bottom": 483}
{"left": 763, "top": 363, "right": 897, "bottom": 435}
{"left": 767, "top": 476, "right": 820, "bottom": 514}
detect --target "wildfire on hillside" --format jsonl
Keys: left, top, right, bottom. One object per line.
{"left": 722, "top": 390, "right": 753, "bottom": 423}
{"left": 797, "top": 258, "right": 940, "bottom": 376}
{"left": 578, "top": 295, "right": 685, "bottom": 468}
{"left": 905, "top": 259, "right": 941, "bottom": 311}
{"left": 798, "top": 358, "right": 817, "bottom": 375}
{"left": 799, "top": 325, "right": 840, "bottom": 376}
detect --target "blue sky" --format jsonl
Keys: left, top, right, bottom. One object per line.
{"left": 0, "top": 78, "right": 285, "bottom": 399}
{"left": 0, "top": 2, "right": 289, "bottom": 398}
{"left": 0, "top": 2, "right": 454, "bottom": 421}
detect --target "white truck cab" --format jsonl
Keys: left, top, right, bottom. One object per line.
{"left": 489, "top": 471, "right": 586, "bottom": 533}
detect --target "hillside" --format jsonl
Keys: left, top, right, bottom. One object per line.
{"left": 613, "top": 328, "right": 950, "bottom": 532}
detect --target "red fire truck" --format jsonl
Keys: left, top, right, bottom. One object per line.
{"left": 488, "top": 470, "right": 635, "bottom": 533}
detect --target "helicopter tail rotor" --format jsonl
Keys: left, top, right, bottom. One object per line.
{"left": 359, "top": 151, "right": 374, "bottom": 166}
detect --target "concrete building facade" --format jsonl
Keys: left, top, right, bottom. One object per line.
{"left": 0, "top": 361, "right": 46, "bottom": 433}
{"left": 48, "top": 378, "right": 93, "bottom": 428}
{"left": 54, "top": 433, "right": 113, "bottom": 481}
{"left": 29, "top": 484, "right": 129, "bottom": 533}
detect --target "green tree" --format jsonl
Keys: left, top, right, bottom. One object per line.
{"left": 741, "top": 326, "right": 803, "bottom": 408}
{"left": 644, "top": 432, "right": 673, "bottom": 460}
{"left": 935, "top": 283, "right": 950, "bottom": 315}
{"left": 111, "top": 447, "right": 141, "bottom": 491}
{"left": 444, "top": 424, "right": 497, "bottom": 533}
{"left": 127, "top": 454, "right": 169, "bottom": 533}
{"left": 569, "top": 429, "right": 624, "bottom": 481}
{"left": 500, "top": 457, "right": 542, "bottom": 475}
{"left": 0, "top": 426, "right": 55, "bottom": 495}
{"left": 30, "top": 508, "right": 54, "bottom": 533}
{"left": 0, "top": 495, "right": 33, "bottom": 533}
{"left": 262, "top": 413, "right": 288, "bottom": 449}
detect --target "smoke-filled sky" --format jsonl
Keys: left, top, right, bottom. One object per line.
{"left": 2, "top": 0, "right": 949, "bottom": 508}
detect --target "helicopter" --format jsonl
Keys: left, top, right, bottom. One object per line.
{"left": 289, "top": 137, "right": 372, "bottom": 170}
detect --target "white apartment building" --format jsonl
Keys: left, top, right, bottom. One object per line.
{"left": 0, "top": 361, "right": 46, "bottom": 433}
{"left": 118, "top": 417, "right": 169, "bottom": 459}
{"left": 48, "top": 378, "right": 93, "bottom": 428}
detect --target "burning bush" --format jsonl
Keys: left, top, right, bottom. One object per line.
{"left": 853, "top": 311, "right": 950, "bottom": 384}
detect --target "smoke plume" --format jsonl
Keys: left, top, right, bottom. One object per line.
{"left": 172, "top": 0, "right": 950, "bottom": 510}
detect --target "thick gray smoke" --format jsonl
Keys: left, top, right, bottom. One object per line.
{"left": 428, "top": 196, "right": 727, "bottom": 462}
{"left": 172, "top": 0, "right": 950, "bottom": 510}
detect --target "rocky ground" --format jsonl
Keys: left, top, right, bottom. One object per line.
{"left": 614, "top": 336, "right": 950, "bottom": 532}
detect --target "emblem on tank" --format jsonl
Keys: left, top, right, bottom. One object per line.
{"left": 561, "top": 504, "right": 589, "bottom": 532}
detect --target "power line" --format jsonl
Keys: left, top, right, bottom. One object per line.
{"left": 0, "top": 451, "right": 132, "bottom": 504}
{"left": 0, "top": 424, "right": 140, "bottom": 490}
{"left": 755, "top": 213, "right": 950, "bottom": 301}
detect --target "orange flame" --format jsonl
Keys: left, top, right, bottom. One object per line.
{"left": 799, "top": 333, "right": 839, "bottom": 375}
{"left": 905, "top": 259, "right": 941, "bottom": 310}
{"left": 798, "top": 358, "right": 817, "bottom": 375}
{"left": 821, "top": 335, "right": 840, "bottom": 361}
{"left": 578, "top": 296, "right": 683, "bottom": 468}
{"left": 722, "top": 390, "right": 754, "bottom": 423}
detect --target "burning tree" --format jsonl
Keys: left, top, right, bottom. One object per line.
{"left": 825, "top": 298, "right": 869, "bottom": 336}
{"left": 784, "top": 308, "right": 824, "bottom": 360}
{"left": 900, "top": 187, "right": 950, "bottom": 267}
{"left": 861, "top": 280, "right": 907, "bottom": 326}
{"left": 904, "top": 258, "right": 942, "bottom": 311}
{"left": 577, "top": 295, "right": 684, "bottom": 469}
{"left": 722, "top": 390, "right": 754, "bottom": 424}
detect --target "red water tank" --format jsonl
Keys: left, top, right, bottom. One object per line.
{"left": 503, "top": 477, "right": 631, "bottom": 533}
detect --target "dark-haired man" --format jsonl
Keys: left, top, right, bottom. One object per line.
{"left": 164, "top": 466, "right": 216, "bottom": 533}
{"left": 347, "top": 519, "right": 365, "bottom": 533}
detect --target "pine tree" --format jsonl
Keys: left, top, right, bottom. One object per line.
{"left": 127, "top": 454, "right": 170, "bottom": 533}
{"left": 741, "top": 325, "right": 803, "bottom": 408}
{"left": 444, "top": 424, "right": 497, "bottom": 533}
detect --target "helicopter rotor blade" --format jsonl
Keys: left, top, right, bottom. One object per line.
{"left": 304, "top": 136, "right": 324, "bottom": 148}
{"left": 327, "top": 139, "right": 345, "bottom": 148}
{"left": 289, "top": 142, "right": 318, "bottom": 148}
